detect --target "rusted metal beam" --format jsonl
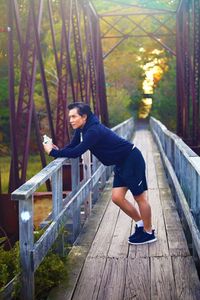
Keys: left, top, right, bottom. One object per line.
{"left": 88, "top": 1, "right": 109, "bottom": 125}
{"left": 56, "top": 0, "right": 75, "bottom": 147}
{"left": 72, "top": 0, "right": 86, "bottom": 102}
{"left": 176, "top": 0, "right": 200, "bottom": 152}
{"left": 12, "top": 1, "right": 43, "bottom": 186}
{"left": 8, "top": 0, "right": 19, "bottom": 191}
{"left": 103, "top": 37, "right": 127, "bottom": 59}
{"left": 191, "top": 0, "right": 200, "bottom": 146}
{"left": 31, "top": 0, "right": 56, "bottom": 144}
{"left": 99, "top": 11, "right": 176, "bottom": 17}
{"left": 102, "top": 0, "right": 176, "bottom": 13}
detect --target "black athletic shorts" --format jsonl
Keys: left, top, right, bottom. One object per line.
{"left": 113, "top": 146, "right": 148, "bottom": 196}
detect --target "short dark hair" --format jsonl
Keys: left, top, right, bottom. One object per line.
{"left": 68, "top": 102, "right": 92, "bottom": 117}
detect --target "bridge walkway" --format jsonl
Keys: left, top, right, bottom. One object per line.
{"left": 48, "top": 123, "right": 200, "bottom": 300}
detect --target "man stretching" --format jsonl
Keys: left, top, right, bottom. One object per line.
{"left": 43, "top": 102, "right": 157, "bottom": 245}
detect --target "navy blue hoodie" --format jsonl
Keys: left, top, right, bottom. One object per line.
{"left": 49, "top": 114, "right": 133, "bottom": 166}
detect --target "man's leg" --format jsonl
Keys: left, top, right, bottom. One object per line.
{"left": 134, "top": 191, "right": 152, "bottom": 233}
{"left": 112, "top": 187, "right": 141, "bottom": 221}
{"left": 128, "top": 190, "right": 156, "bottom": 244}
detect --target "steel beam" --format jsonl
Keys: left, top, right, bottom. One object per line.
{"left": 10, "top": 1, "right": 44, "bottom": 187}
{"left": 176, "top": 0, "right": 200, "bottom": 151}
{"left": 72, "top": 0, "right": 86, "bottom": 102}
{"left": 8, "top": 0, "right": 19, "bottom": 192}
{"left": 56, "top": 0, "right": 75, "bottom": 147}
{"left": 88, "top": 1, "right": 109, "bottom": 125}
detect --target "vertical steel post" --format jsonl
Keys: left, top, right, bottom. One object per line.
{"left": 82, "top": 0, "right": 99, "bottom": 113}
{"left": 181, "top": 0, "right": 190, "bottom": 140}
{"left": 192, "top": 0, "right": 200, "bottom": 146}
{"left": 14, "top": 1, "right": 43, "bottom": 185}
{"left": 47, "top": 0, "right": 60, "bottom": 75}
{"left": 31, "top": 1, "right": 56, "bottom": 144}
{"left": 56, "top": 0, "right": 75, "bottom": 147}
{"left": 8, "top": 0, "right": 20, "bottom": 192}
{"left": 88, "top": 1, "right": 109, "bottom": 125}
{"left": 72, "top": 0, "right": 86, "bottom": 102}
{"left": 176, "top": 1, "right": 188, "bottom": 139}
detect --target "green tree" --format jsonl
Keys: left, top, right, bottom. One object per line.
{"left": 151, "top": 57, "right": 177, "bottom": 131}
{"left": 107, "top": 88, "right": 132, "bottom": 127}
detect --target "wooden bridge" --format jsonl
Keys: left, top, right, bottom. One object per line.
{"left": 10, "top": 117, "right": 200, "bottom": 300}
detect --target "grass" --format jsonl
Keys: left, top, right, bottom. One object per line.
{"left": 0, "top": 155, "right": 53, "bottom": 193}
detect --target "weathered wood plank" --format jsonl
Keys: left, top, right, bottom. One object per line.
{"left": 97, "top": 258, "right": 127, "bottom": 300}
{"left": 68, "top": 158, "right": 81, "bottom": 242}
{"left": 172, "top": 256, "right": 200, "bottom": 300}
{"left": 148, "top": 189, "right": 169, "bottom": 257}
{"left": 151, "top": 257, "right": 176, "bottom": 300}
{"left": 124, "top": 258, "right": 150, "bottom": 300}
{"left": 19, "top": 196, "right": 35, "bottom": 300}
{"left": 72, "top": 257, "right": 106, "bottom": 300}
{"left": 52, "top": 168, "right": 63, "bottom": 218}
{"left": 159, "top": 188, "right": 189, "bottom": 257}
{"left": 108, "top": 209, "right": 131, "bottom": 258}
{"left": 88, "top": 201, "right": 120, "bottom": 258}
{"left": 154, "top": 152, "right": 169, "bottom": 188}
{"left": 82, "top": 150, "right": 92, "bottom": 219}
{"left": 159, "top": 188, "right": 176, "bottom": 211}
{"left": 147, "top": 150, "right": 158, "bottom": 189}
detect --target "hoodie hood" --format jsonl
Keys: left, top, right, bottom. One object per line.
{"left": 81, "top": 113, "right": 100, "bottom": 133}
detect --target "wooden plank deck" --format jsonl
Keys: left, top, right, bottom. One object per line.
{"left": 48, "top": 124, "right": 200, "bottom": 300}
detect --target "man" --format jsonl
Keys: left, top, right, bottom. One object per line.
{"left": 43, "top": 102, "right": 157, "bottom": 245}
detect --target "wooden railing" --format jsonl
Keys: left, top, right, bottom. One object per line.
{"left": 11, "top": 117, "right": 134, "bottom": 300}
{"left": 150, "top": 117, "right": 200, "bottom": 260}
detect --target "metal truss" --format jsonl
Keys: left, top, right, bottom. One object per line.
{"left": 6, "top": 0, "right": 200, "bottom": 193}
{"left": 7, "top": 0, "right": 109, "bottom": 192}
{"left": 99, "top": 8, "right": 176, "bottom": 58}
{"left": 99, "top": 0, "right": 200, "bottom": 152}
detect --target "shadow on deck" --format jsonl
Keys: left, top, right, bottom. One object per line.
{"left": 48, "top": 123, "right": 200, "bottom": 300}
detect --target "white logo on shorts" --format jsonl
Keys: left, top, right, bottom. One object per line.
{"left": 138, "top": 180, "right": 142, "bottom": 186}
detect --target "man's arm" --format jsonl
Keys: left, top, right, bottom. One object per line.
{"left": 49, "top": 128, "right": 100, "bottom": 158}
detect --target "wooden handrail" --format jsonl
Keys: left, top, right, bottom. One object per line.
{"left": 150, "top": 117, "right": 200, "bottom": 261}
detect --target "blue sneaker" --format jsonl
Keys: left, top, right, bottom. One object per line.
{"left": 128, "top": 225, "right": 144, "bottom": 241}
{"left": 128, "top": 229, "right": 157, "bottom": 245}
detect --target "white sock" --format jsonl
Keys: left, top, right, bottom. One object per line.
{"left": 136, "top": 220, "right": 144, "bottom": 227}
{"left": 145, "top": 230, "right": 152, "bottom": 235}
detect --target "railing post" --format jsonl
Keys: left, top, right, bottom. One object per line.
{"left": 92, "top": 155, "right": 99, "bottom": 204}
{"left": 82, "top": 151, "right": 92, "bottom": 219}
{"left": 66, "top": 158, "right": 81, "bottom": 243}
{"left": 100, "top": 168, "right": 107, "bottom": 190}
{"left": 52, "top": 168, "right": 63, "bottom": 218}
{"left": 19, "top": 195, "right": 34, "bottom": 300}
{"left": 52, "top": 168, "right": 64, "bottom": 254}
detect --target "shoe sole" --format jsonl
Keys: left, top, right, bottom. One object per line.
{"left": 128, "top": 237, "right": 157, "bottom": 245}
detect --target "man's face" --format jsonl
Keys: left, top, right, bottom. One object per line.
{"left": 68, "top": 108, "right": 87, "bottom": 129}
